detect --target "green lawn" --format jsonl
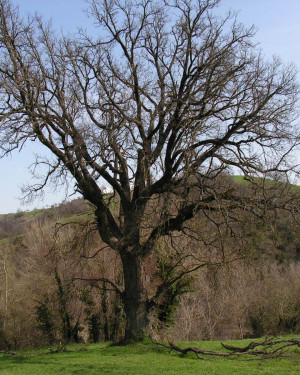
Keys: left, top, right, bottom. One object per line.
{"left": 1, "top": 339, "right": 299, "bottom": 375}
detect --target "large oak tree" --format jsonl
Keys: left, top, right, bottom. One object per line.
{"left": 0, "top": 0, "right": 299, "bottom": 340}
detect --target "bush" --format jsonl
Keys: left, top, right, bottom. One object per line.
{"left": 35, "top": 296, "right": 56, "bottom": 344}
{"left": 172, "top": 261, "right": 300, "bottom": 341}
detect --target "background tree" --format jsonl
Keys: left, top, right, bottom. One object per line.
{"left": 0, "top": 0, "right": 299, "bottom": 340}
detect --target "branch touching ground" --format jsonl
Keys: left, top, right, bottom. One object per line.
{"left": 0, "top": 350, "right": 17, "bottom": 356}
{"left": 221, "top": 338, "right": 300, "bottom": 356}
{"left": 155, "top": 338, "right": 300, "bottom": 359}
{"left": 155, "top": 341, "right": 235, "bottom": 359}
{"left": 48, "top": 343, "right": 68, "bottom": 354}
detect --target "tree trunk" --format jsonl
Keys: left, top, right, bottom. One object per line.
{"left": 121, "top": 252, "right": 150, "bottom": 341}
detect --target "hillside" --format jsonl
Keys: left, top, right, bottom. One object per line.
{"left": 0, "top": 179, "right": 300, "bottom": 349}
{"left": 0, "top": 199, "right": 91, "bottom": 243}
{"left": 1, "top": 178, "right": 300, "bottom": 262}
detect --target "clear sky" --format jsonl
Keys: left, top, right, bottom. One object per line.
{"left": 1, "top": 0, "right": 300, "bottom": 214}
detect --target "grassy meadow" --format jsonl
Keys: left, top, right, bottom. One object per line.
{"left": 1, "top": 338, "right": 299, "bottom": 375}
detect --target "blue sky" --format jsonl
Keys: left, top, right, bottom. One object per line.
{"left": 1, "top": 0, "right": 300, "bottom": 214}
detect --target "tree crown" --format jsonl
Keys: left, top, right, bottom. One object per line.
{"left": 0, "top": 0, "right": 299, "bottom": 248}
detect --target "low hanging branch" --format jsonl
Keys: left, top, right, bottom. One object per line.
{"left": 156, "top": 338, "right": 300, "bottom": 359}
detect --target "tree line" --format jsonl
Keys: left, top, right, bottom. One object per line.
{"left": 0, "top": 189, "right": 300, "bottom": 349}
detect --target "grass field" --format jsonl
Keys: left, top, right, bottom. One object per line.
{"left": 1, "top": 338, "right": 299, "bottom": 375}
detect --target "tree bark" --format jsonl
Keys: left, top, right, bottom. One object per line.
{"left": 121, "top": 252, "right": 151, "bottom": 341}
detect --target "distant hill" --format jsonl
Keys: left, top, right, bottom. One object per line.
{"left": 1, "top": 177, "right": 300, "bottom": 262}
{"left": 0, "top": 198, "right": 91, "bottom": 243}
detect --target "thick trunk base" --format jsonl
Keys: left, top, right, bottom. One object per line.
{"left": 121, "top": 252, "right": 151, "bottom": 341}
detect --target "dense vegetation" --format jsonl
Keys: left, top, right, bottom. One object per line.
{"left": 1, "top": 178, "right": 300, "bottom": 350}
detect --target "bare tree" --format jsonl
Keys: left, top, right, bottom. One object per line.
{"left": 0, "top": 0, "right": 299, "bottom": 340}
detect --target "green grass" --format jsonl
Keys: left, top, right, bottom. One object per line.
{"left": 233, "top": 175, "right": 300, "bottom": 191}
{"left": 0, "top": 234, "right": 24, "bottom": 245}
{"left": 55, "top": 212, "right": 90, "bottom": 225}
{"left": 1, "top": 339, "right": 299, "bottom": 375}
{"left": 233, "top": 175, "right": 275, "bottom": 185}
